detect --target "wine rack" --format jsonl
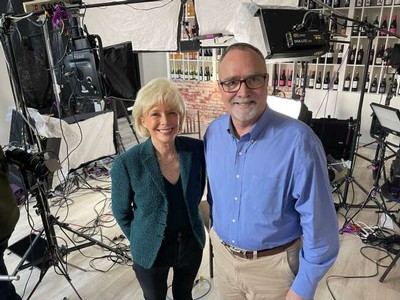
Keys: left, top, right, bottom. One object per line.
{"left": 270, "top": 0, "right": 400, "bottom": 96}
{"left": 167, "top": 48, "right": 220, "bottom": 82}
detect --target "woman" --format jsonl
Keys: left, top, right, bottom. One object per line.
{"left": 111, "top": 78, "right": 206, "bottom": 300}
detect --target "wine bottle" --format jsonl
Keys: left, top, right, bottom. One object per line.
{"left": 326, "top": 0, "right": 333, "bottom": 6}
{"left": 369, "top": 47, "right": 375, "bottom": 65}
{"left": 356, "top": 45, "right": 364, "bottom": 64}
{"left": 315, "top": 71, "right": 322, "bottom": 89}
{"left": 377, "top": 0, "right": 383, "bottom": 5}
{"left": 341, "top": 21, "right": 347, "bottom": 36}
{"left": 326, "top": 45, "right": 334, "bottom": 64}
{"left": 390, "top": 15, "right": 397, "bottom": 35}
{"left": 360, "top": 16, "right": 368, "bottom": 36}
{"left": 384, "top": 0, "right": 393, "bottom": 5}
{"left": 279, "top": 69, "right": 286, "bottom": 86}
{"left": 375, "top": 45, "right": 384, "bottom": 65}
{"left": 273, "top": 68, "right": 278, "bottom": 86}
{"left": 287, "top": 70, "right": 293, "bottom": 87}
{"left": 344, "top": 0, "right": 350, "bottom": 7}
{"left": 198, "top": 66, "right": 203, "bottom": 81}
{"left": 333, "top": 0, "right": 340, "bottom": 7}
{"left": 308, "top": 0, "right": 316, "bottom": 9}
{"left": 337, "top": 45, "right": 344, "bottom": 64}
{"left": 205, "top": 67, "right": 211, "bottom": 81}
{"left": 300, "top": 72, "right": 305, "bottom": 87}
{"left": 351, "top": 72, "right": 360, "bottom": 92}
{"left": 352, "top": 16, "right": 360, "bottom": 36}
{"left": 356, "top": 0, "right": 363, "bottom": 6}
{"left": 365, "top": 72, "right": 370, "bottom": 92}
{"left": 391, "top": 78, "right": 398, "bottom": 94}
{"left": 323, "top": 71, "right": 330, "bottom": 90}
{"left": 380, "top": 15, "right": 388, "bottom": 36}
{"left": 365, "top": 0, "right": 371, "bottom": 6}
{"left": 373, "top": 16, "right": 379, "bottom": 28}
{"left": 348, "top": 45, "right": 356, "bottom": 64}
{"left": 309, "top": 71, "right": 316, "bottom": 88}
{"left": 395, "top": 0, "right": 400, "bottom": 5}
{"left": 370, "top": 76, "right": 378, "bottom": 93}
{"left": 295, "top": 73, "right": 300, "bottom": 87}
{"left": 379, "top": 77, "right": 386, "bottom": 94}
{"left": 343, "top": 73, "right": 351, "bottom": 91}
{"left": 333, "top": 72, "right": 339, "bottom": 91}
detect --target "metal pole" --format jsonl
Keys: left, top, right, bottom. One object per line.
{"left": 40, "top": 15, "right": 62, "bottom": 109}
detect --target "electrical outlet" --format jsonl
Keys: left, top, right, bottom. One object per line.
{"left": 23, "top": 0, "right": 80, "bottom": 14}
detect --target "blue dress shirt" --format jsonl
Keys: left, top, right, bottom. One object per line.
{"left": 204, "top": 106, "right": 339, "bottom": 299}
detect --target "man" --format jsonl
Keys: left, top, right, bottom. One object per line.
{"left": 204, "top": 43, "right": 339, "bottom": 300}
{"left": 0, "top": 147, "right": 22, "bottom": 300}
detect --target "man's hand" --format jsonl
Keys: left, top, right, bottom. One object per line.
{"left": 285, "top": 288, "right": 303, "bottom": 300}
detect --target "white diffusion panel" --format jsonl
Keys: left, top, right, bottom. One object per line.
{"left": 83, "top": 0, "right": 181, "bottom": 50}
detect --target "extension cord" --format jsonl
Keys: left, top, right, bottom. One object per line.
{"left": 23, "top": 0, "right": 80, "bottom": 14}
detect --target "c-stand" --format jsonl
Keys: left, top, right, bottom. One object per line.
{"left": 10, "top": 164, "right": 131, "bottom": 299}
{"left": 11, "top": 171, "right": 82, "bottom": 300}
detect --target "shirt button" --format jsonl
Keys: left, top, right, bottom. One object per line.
{"left": 234, "top": 197, "right": 238, "bottom": 201}
{"left": 236, "top": 174, "right": 240, "bottom": 179}
{"left": 232, "top": 240, "right": 236, "bottom": 244}
{"left": 232, "top": 219, "right": 236, "bottom": 223}
{"left": 239, "top": 151, "right": 242, "bottom": 155}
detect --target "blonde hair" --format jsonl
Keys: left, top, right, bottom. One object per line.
{"left": 132, "top": 78, "right": 186, "bottom": 137}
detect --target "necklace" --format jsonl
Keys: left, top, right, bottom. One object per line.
{"left": 157, "top": 151, "right": 177, "bottom": 165}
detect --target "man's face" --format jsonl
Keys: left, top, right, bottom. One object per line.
{"left": 218, "top": 48, "right": 268, "bottom": 130}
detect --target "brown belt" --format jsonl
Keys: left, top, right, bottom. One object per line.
{"left": 221, "top": 239, "right": 298, "bottom": 259}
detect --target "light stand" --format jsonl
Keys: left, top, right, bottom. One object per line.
{"left": 9, "top": 164, "right": 131, "bottom": 299}
{"left": 369, "top": 73, "right": 399, "bottom": 182}
{"left": 341, "top": 102, "right": 400, "bottom": 281}
{"left": 338, "top": 25, "right": 376, "bottom": 208}
{"left": 10, "top": 170, "right": 83, "bottom": 300}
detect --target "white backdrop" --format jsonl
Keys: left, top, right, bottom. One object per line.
{"left": 83, "top": 0, "right": 181, "bottom": 49}
{"left": 82, "top": 0, "right": 297, "bottom": 51}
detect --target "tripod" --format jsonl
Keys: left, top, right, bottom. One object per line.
{"left": 356, "top": 73, "right": 399, "bottom": 182}
{"left": 11, "top": 168, "right": 131, "bottom": 299}
{"left": 340, "top": 124, "right": 400, "bottom": 281}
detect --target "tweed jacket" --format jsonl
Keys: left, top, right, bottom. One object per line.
{"left": 111, "top": 136, "right": 206, "bottom": 268}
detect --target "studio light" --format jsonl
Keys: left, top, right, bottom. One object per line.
{"left": 256, "top": 6, "right": 330, "bottom": 61}
{"left": 267, "top": 95, "right": 312, "bottom": 124}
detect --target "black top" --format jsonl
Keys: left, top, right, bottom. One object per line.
{"left": 164, "top": 176, "right": 191, "bottom": 235}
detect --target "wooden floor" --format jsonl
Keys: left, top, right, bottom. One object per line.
{"left": 4, "top": 125, "right": 400, "bottom": 300}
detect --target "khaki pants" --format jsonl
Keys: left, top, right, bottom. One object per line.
{"left": 210, "top": 228, "right": 301, "bottom": 300}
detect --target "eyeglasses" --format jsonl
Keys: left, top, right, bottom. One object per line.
{"left": 219, "top": 74, "right": 267, "bottom": 93}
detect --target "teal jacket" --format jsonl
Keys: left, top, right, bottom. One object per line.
{"left": 111, "top": 136, "right": 206, "bottom": 268}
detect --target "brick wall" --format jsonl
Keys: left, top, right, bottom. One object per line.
{"left": 175, "top": 80, "right": 226, "bottom": 136}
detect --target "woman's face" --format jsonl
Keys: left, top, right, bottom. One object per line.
{"left": 141, "top": 102, "right": 180, "bottom": 146}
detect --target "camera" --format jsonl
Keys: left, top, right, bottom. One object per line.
{"left": 5, "top": 147, "right": 49, "bottom": 177}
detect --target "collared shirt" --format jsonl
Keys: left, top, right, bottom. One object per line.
{"left": 204, "top": 106, "right": 339, "bottom": 299}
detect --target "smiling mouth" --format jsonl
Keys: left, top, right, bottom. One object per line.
{"left": 232, "top": 100, "right": 255, "bottom": 106}
{"left": 157, "top": 128, "right": 174, "bottom": 133}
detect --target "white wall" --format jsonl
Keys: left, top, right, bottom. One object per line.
{"left": 139, "top": 52, "right": 168, "bottom": 86}
{"left": 0, "top": 46, "right": 15, "bottom": 146}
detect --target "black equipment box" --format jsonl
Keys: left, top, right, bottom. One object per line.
{"left": 310, "top": 117, "right": 355, "bottom": 160}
